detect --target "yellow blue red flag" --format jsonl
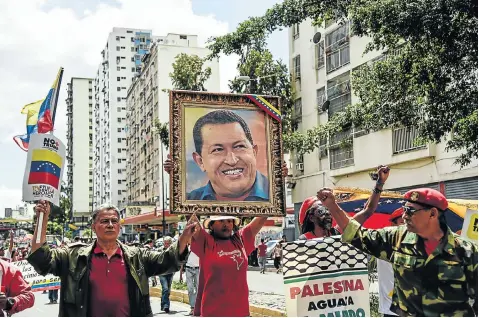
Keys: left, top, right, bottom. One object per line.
{"left": 13, "top": 68, "right": 64, "bottom": 151}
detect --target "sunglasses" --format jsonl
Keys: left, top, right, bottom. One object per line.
{"left": 402, "top": 205, "right": 431, "bottom": 216}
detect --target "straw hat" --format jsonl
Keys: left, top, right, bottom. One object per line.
{"left": 203, "top": 215, "right": 240, "bottom": 229}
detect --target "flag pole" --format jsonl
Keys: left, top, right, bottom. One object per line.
{"left": 51, "top": 67, "right": 64, "bottom": 127}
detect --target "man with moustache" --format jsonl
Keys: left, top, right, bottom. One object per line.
{"left": 317, "top": 188, "right": 478, "bottom": 317}
{"left": 188, "top": 109, "right": 269, "bottom": 201}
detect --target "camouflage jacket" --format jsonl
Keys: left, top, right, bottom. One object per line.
{"left": 342, "top": 220, "right": 478, "bottom": 317}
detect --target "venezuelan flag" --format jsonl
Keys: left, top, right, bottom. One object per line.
{"left": 13, "top": 68, "right": 64, "bottom": 152}
{"left": 27, "top": 149, "right": 62, "bottom": 189}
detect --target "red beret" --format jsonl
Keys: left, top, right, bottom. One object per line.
{"left": 299, "top": 196, "right": 319, "bottom": 225}
{"left": 404, "top": 188, "right": 448, "bottom": 211}
{"left": 390, "top": 207, "right": 403, "bottom": 221}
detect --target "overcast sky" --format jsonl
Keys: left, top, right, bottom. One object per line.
{"left": 0, "top": 0, "right": 288, "bottom": 216}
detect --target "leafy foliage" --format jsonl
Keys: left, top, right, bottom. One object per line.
{"left": 207, "top": 0, "right": 478, "bottom": 167}
{"left": 228, "top": 49, "right": 295, "bottom": 133}
{"left": 169, "top": 53, "right": 212, "bottom": 92}
{"left": 157, "top": 54, "right": 213, "bottom": 145}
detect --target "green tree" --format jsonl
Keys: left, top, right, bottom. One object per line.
{"left": 156, "top": 54, "right": 214, "bottom": 145}
{"left": 229, "top": 49, "right": 295, "bottom": 133}
{"left": 82, "top": 228, "right": 92, "bottom": 238}
{"left": 169, "top": 53, "right": 212, "bottom": 91}
{"left": 207, "top": 0, "right": 478, "bottom": 167}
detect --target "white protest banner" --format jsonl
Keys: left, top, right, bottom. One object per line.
{"left": 283, "top": 236, "right": 370, "bottom": 317}
{"left": 22, "top": 134, "right": 65, "bottom": 206}
{"left": 12, "top": 260, "right": 60, "bottom": 292}
{"left": 461, "top": 209, "right": 478, "bottom": 242}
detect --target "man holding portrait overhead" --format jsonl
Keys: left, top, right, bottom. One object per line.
{"left": 188, "top": 109, "right": 269, "bottom": 201}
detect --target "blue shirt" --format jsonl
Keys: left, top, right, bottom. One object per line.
{"left": 187, "top": 171, "right": 269, "bottom": 201}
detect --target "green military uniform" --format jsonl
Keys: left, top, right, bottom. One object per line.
{"left": 343, "top": 219, "right": 478, "bottom": 316}
{"left": 28, "top": 240, "right": 187, "bottom": 317}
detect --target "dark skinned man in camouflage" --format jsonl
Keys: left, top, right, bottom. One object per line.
{"left": 317, "top": 187, "right": 477, "bottom": 317}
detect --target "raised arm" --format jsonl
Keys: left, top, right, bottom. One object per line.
{"left": 27, "top": 201, "right": 68, "bottom": 277}
{"left": 143, "top": 222, "right": 198, "bottom": 277}
{"left": 318, "top": 189, "right": 399, "bottom": 260}
{"left": 353, "top": 166, "right": 390, "bottom": 225}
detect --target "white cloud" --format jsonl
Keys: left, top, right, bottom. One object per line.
{"left": 0, "top": 0, "right": 239, "bottom": 211}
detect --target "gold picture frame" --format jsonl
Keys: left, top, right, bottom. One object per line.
{"left": 169, "top": 90, "right": 285, "bottom": 217}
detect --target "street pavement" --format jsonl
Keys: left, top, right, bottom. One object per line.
{"left": 17, "top": 290, "right": 191, "bottom": 317}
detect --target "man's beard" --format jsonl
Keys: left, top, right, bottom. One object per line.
{"left": 316, "top": 217, "right": 332, "bottom": 231}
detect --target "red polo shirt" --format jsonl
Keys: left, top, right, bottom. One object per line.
{"left": 90, "top": 245, "right": 130, "bottom": 316}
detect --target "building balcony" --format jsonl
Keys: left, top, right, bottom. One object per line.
{"left": 329, "top": 128, "right": 435, "bottom": 177}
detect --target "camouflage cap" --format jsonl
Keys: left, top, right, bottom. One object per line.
{"left": 404, "top": 188, "right": 448, "bottom": 210}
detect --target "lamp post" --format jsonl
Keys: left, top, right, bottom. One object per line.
{"left": 159, "top": 143, "right": 167, "bottom": 237}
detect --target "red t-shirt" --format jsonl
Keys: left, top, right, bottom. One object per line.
{"left": 424, "top": 239, "right": 440, "bottom": 255}
{"left": 191, "top": 225, "right": 255, "bottom": 317}
{"left": 89, "top": 245, "right": 130, "bottom": 317}
{"left": 257, "top": 243, "right": 267, "bottom": 257}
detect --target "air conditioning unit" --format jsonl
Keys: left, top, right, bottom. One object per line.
{"left": 295, "top": 163, "right": 304, "bottom": 171}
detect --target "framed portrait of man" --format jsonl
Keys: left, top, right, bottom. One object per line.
{"left": 169, "top": 90, "right": 285, "bottom": 217}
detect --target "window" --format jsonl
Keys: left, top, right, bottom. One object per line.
{"left": 317, "top": 87, "right": 327, "bottom": 112}
{"left": 117, "top": 67, "right": 121, "bottom": 71}
{"left": 120, "top": 56, "right": 125, "bottom": 59}
{"left": 293, "top": 55, "right": 301, "bottom": 79}
{"left": 180, "top": 35, "right": 187, "bottom": 40}
{"left": 327, "top": 73, "right": 351, "bottom": 117}
{"left": 319, "top": 137, "right": 328, "bottom": 158}
{"left": 117, "top": 97, "right": 121, "bottom": 102}
{"left": 316, "top": 41, "right": 325, "bottom": 69}
{"left": 121, "top": 66, "right": 126, "bottom": 69}
{"left": 131, "top": 67, "right": 135, "bottom": 72}
{"left": 131, "top": 57, "right": 134, "bottom": 62}
{"left": 118, "top": 180, "right": 122, "bottom": 184}
{"left": 117, "top": 128, "right": 122, "bottom": 132}
{"left": 131, "top": 47, "right": 135, "bottom": 52}
{"left": 116, "top": 46, "right": 120, "bottom": 51}
{"left": 325, "top": 23, "right": 350, "bottom": 73}
{"left": 117, "top": 87, "right": 121, "bottom": 91}
{"left": 329, "top": 143, "right": 354, "bottom": 169}
{"left": 118, "top": 148, "right": 121, "bottom": 153}
{"left": 89, "top": 88, "right": 92, "bottom": 92}
{"left": 131, "top": 37, "right": 134, "bottom": 42}
{"left": 118, "top": 159, "right": 122, "bottom": 164}
{"left": 117, "top": 118, "right": 122, "bottom": 123}
{"left": 116, "top": 36, "right": 120, "bottom": 41}
{"left": 117, "top": 107, "right": 121, "bottom": 112}
{"left": 293, "top": 99, "right": 302, "bottom": 122}
{"left": 118, "top": 190, "right": 122, "bottom": 195}
{"left": 121, "top": 46, "right": 125, "bottom": 49}
{"left": 117, "top": 138, "right": 122, "bottom": 143}
{"left": 127, "top": 30, "right": 133, "bottom": 33}
{"left": 292, "top": 24, "right": 300, "bottom": 40}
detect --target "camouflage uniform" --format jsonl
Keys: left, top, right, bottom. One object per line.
{"left": 343, "top": 219, "right": 478, "bottom": 316}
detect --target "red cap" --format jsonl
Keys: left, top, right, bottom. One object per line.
{"left": 299, "top": 197, "right": 319, "bottom": 225}
{"left": 390, "top": 207, "right": 403, "bottom": 221}
{"left": 404, "top": 188, "right": 448, "bottom": 211}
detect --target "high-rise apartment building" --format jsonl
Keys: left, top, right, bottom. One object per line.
{"left": 93, "top": 28, "right": 153, "bottom": 209}
{"left": 126, "top": 34, "right": 220, "bottom": 206}
{"left": 66, "top": 77, "right": 94, "bottom": 227}
{"left": 288, "top": 19, "right": 477, "bottom": 231}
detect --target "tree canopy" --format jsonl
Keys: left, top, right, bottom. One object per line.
{"left": 169, "top": 53, "right": 212, "bottom": 91}
{"left": 207, "top": 0, "right": 478, "bottom": 167}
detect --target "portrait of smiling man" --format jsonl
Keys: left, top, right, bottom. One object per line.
{"left": 187, "top": 109, "right": 269, "bottom": 201}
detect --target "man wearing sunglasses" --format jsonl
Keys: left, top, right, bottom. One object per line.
{"left": 297, "top": 165, "right": 390, "bottom": 240}
{"left": 318, "top": 187, "right": 477, "bottom": 317}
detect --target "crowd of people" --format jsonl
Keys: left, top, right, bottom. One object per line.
{"left": 0, "top": 162, "right": 473, "bottom": 317}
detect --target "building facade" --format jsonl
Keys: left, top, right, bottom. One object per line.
{"left": 66, "top": 77, "right": 94, "bottom": 227}
{"left": 288, "top": 19, "right": 477, "bottom": 235}
{"left": 125, "top": 33, "right": 220, "bottom": 209}
{"left": 93, "top": 28, "right": 153, "bottom": 209}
